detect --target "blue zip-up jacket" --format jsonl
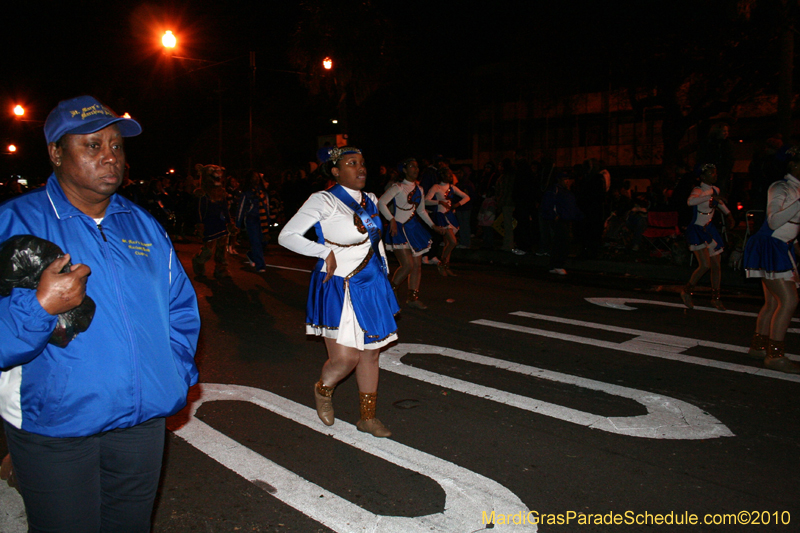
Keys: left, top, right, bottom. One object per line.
{"left": 0, "top": 175, "right": 200, "bottom": 438}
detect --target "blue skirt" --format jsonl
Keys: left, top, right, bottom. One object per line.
{"left": 743, "top": 222, "right": 796, "bottom": 275}
{"left": 686, "top": 223, "right": 723, "bottom": 255}
{"left": 306, "top": 251, "right": 399, "bottom": 346}
{"left": 384, "top": 216, "right": 432, "bottom": 256}
{"left": 434, "top": 211, "right": 459, "bottom": 232}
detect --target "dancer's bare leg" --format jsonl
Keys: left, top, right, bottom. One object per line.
{"left": 391, "top": 248, "right": 413, "bottom": 288}
{"left": 756, "top": 281, "right": 779, "bottom": 337}
{"left": 764, "top": 278, "right": 799, "bottom": 342}
{"left": 320, "top": 338, "right": 361, "bottom": 386}
{"left": 409, "top": 254, "right": 423, "bottom": 291}
{"left": 441, "top": 229, "right": 457, "bottom": 264}
{"left": 354, "top": 348, "right": 381, "bottom": 393}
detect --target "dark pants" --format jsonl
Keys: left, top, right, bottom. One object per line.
{"left": 548, "top": 219, "right": 571, "bottom": 269}
{"left": 4, "top": 417, "right": 166, "bottom": 533}
{"left": 245, "top": 216, "right": 267, "bottom": 270}
{"left": 513, "top": 205, "right": 534, "bottom": 252}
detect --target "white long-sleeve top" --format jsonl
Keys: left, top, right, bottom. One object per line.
{"left": 687, "top": 182, "right": 730, "bottom": 227}
{"left": 425, "top": 182, "right": 470, "bottom": 213}
{"left": 765, "top": 174, "right": 800, "bottom": 242}
{"left": 378, "top": 180, "right": 436, "bottom": 226}
{"left": 279, "top": 187, "right": 389, "bottom": 277}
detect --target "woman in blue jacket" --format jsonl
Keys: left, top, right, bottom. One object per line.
{"left": 0, "top": 96, "right": 201, "bottom": 533}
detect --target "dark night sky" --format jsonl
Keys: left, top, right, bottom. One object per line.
{"left": 0, "top": 0, "right": 749, "bottom": 179}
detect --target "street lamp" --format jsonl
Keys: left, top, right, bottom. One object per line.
{"left": 323, "top": 57, "right": 333, "bottom": 70}
{"left": 13, "top": 105, "right": 24, "bottom": 117}
{"left": 162, "top": 30, "right": 176, "bottom": 49}
{"left": 7, "top": 144, "right": 16, "bottom": 153}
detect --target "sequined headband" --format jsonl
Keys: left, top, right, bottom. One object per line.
{"left": 326, "top": 146, "right": 362, "bottom": 165}
{"left": 700, "top": 163, "right": 716, "bottom": 172}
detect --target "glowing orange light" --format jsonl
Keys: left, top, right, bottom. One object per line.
{"left": 122, "top": 112, "right": 131, "bottom": 119}
{"left": 8, "top": 144, "right": 17, "bottom": 153}
{"left": 168, "top": 169, "right": 175, "bottom": 174}
{"left": 737, "top": 202, "right": 744, "bottom": 210}
{"left": 162, "top": 30, "right": 177, "bottom": 49}
{"left": 322, "top": 57, "right": 333, "bottom": 70}
{"left": 13, "top": 105, "right": 24, "bottom": 117}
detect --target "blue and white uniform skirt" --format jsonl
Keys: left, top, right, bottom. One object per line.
{"left": 433, "top": 211, "right": 459, "bottom": 233}
{"left": 744, "top": 221, "right": 797, "bottom": 280}
{"left": 384, "top": 216, "right": 432, "bottom": 257}
{"left": 306, "top": 251, "right": 399, "bottom": 349}
{"left": 686, "top": 222, "right": 724, "bottom": 256}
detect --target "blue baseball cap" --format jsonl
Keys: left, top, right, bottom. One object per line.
{"left": 44, "top": 95, "right": 142, "bottom": 144}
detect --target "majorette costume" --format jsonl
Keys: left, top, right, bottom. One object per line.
{"left": 686, "top": 182, "right": 731, "bottom": 256}
{"left": 378, "top": 180, "right": 437, "bottom": 256}
{"left": 426, "top": 182, "right": 468, "bottom": 233}
{"left": 744, "top": 173, "right": 800, "bottom": 280}
{"left": 279, "top": 184, "right": 399, "bottom": 350}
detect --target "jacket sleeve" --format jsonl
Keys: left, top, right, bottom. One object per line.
{"left": 451, "top": 184, "right": 470, "bottom": 207}
{"left": 167, "top": 246, "right": 201, "bottom": 387}
{"left": 278, "top": 193, "right": 333, "bottom": 260}
{"left": 0, "top": 288, "right": 58, "bottom": 369}
{"left": 767, "top": 181, "right": 800, "bottom": 230}
{"left": 378, "top": 185, "right": 399, "bottom": 220}
{"left": 687, "top": 187, "right": 710, "bottom": 206}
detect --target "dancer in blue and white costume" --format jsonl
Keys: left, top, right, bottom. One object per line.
{"left": 379, "top": 157, "right": 445, "bottom": 309}
{"left": 425, "top": 166, "right": 470, "bottom": 276}
{"left": 742, "top": 147, "right": 800, "bottom": 374}
{"left": 680, "top": 163, "right": 735, "bottom": 310}
{"left": 279, "top": 146, "right": 399, "bottom": 437}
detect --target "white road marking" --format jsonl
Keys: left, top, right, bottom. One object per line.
{"left": 264, "top": 263, "right": 312, "bottom": 273}
{"left": 471, "top": 312, "right": 800, "bottom": 382}
{"left": 172, "top": 383, "right": 535, "bottom": 532}
{"left": 585, "top": 297, "right": 800, "bottom": 333}
{"left": 382, "top": 344, "right": 732, "bottom": 440}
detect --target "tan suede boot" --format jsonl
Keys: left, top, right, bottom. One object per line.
{"left": 746, "top": 333, "right": 768, "bottom": 359}
{"left": 764, "top": 339, "right": 800, "bottom": 374}
{"left": 406, "top": 289, "right": 428, "bottom": 310}
{"left": 710, "top": 289, "right": 726, "bottom": 311}
{"left": 314, "top": 380, "right": 335, "bottom": 426}
{"left": 356, "top": 392, "right": 391, "bottom": 438}
{"left": 680, "top": 283, "right": 694, "bottom": 309}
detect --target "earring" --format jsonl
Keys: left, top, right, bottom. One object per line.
{"left": 56, "top": 161, "right": 61, "bottom": 167}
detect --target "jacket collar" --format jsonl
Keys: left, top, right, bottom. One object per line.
{"left": 45, "top": 173, "right": 131, "bottom": 220}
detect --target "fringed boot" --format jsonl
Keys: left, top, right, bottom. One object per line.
{"left": 356, "top": 392, "right": 391, "bottom": 438}
{"left": 710, "top": 288, "right": 726, "bottom": 311}
{"left": 314, "top": 380, "right": 335, "bottom": 426}
{"left": 763, "top": 339, "right": 800, "bottom": 374}
{"left": 680, "top": 283, "right": 694, "bottom": 309}
{"left": 746, "top": 333, "right": 768, "bottom": 359}
{"left": 406, "top": 289, "right": 428, "bottom": 310}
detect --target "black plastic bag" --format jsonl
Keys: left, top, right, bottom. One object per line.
{"left": 0, "top": 235, "right": 96, "bottom": 348}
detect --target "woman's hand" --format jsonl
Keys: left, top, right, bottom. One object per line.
{"left": 323, "top": 252, "right": 337, "bottom": 283}
{"left": 434, "top": 225, "right": 447, "bottom": 235}
{"left": 439, "top": 199, "right": 452, "bottom": 210}
{"left": 390, "top": 218, "right": 398, "bottom": 237}
{"left": 36, "top": 254, "right": 91, "bottom": 315}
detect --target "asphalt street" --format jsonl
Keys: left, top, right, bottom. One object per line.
{"left": 2, "top": 241, "right": 798, "bottom": 533}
